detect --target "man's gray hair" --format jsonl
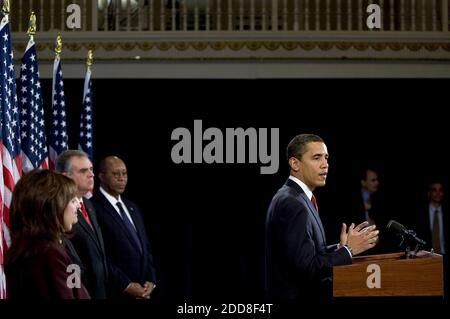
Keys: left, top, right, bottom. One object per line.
{"left": 56, "top": 150, "right": 90, "bottom": 174}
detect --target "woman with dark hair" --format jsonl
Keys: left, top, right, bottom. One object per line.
{"left": 5, "top": 169, "right": 90, "bottom": 299}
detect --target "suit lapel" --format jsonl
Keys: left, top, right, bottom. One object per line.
{"left": 443, "top": 206, "right": 449, "bottom": 252}
{"left": 82, "top": 198, "right": 105, "bottom": 254}
{"left": 286, "top": 179, "right": 327, "bottom": 244}
{"left": 100, "top": 193, "right": 143, "bottom": 254}
{"left": 124, "top": 202, "right": 145, "bottom": 244}
{"left": 77, "top": 210, "right": 98, "bottom": 242}
{"left": 299, "top": 192, "right": 326, "bottom": 244}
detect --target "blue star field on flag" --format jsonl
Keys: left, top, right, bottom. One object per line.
{"left": 49, "top": 56, "right": 68, "bottom": 168}
{"left": 79, "top": 68, "right": 93, "bottom": 160}
{"left": 18, "top": 39, "right": 48, "bottom": 172}
{"left": 1, "top": 16, "right": 21, "bottom": 163}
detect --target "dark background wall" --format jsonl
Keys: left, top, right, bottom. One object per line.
{"left": 40, "top": 79, "right": 449, "bottom": 303}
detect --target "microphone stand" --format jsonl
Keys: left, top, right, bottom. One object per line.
{"left": 399, "top": 229, "right": 425, "bottom": 259}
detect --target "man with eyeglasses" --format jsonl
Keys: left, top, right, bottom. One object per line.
{"left": 92, "top": 156, "right": 157, "bottom": 299}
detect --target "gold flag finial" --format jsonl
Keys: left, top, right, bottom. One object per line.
{"left": 2, "top": 0, "right": 10, "bottom": 14}
{"left": 27, "top": 12, "right": 37, "bottom": 37}
{"left": 86, "top": 50, "right": 93, "bottom": 69}
{"left": 55, "top": 33, "right": 62, "bottom": 56}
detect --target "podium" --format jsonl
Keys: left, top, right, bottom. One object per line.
{"left": 333, "top": 251, "right": 444, "bottom": 297}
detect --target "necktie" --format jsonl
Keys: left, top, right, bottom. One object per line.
{"left": 116, "top": 202, "right": 142, "bottom": 253}
{"left": 311, "top": 194, "right": 319, "bottom": 214}
{"left": 79, "top": 202, "right": 92, "bottom": 226}
{"left": 432, "top": 208, "right": 441, "bottom": 254}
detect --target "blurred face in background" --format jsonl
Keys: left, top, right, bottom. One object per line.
{"left": 429, "top": 183, "right": 444, "bottom": 205}
{"left": 361, "top": 170, "right": 379, "bottom": 194}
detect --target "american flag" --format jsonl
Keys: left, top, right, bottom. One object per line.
{"left": 79, "top": 64, "right": 93, "bottom": 161}
{"left": 0, "top": 14, "right": 22, "bottom": 299}
{"left": 18, "top": 38, "right": 48, "bottom": 173}
{"left": 48, "top": 55, "right": 68, "bottom": 169}
{"left": 79, "top": 58, "right": 93, "bottom": 198}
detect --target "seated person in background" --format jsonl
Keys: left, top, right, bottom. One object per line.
{"left": 5, "top": 169, "right": 90, "bottom": 299}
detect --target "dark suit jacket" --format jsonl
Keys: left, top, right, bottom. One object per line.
{"left": 6, "top": 239, "right": 90, "bottom": 299}
{"left": 265, "top": 179, "right": 351, "bottom": 302}
{"left": 414, "top": 204, "right": 449, "bottom": 254}
{"left": 69, "top": 197, "right": 128, "bottom": 299}
{"left": 63, "top": 237, "right": 87, "bottom": 280}
{"left": 92, "top": 192, "right": 156, "bottom": 297}
{"left": 413, "top": 204, "right": 450, "bottom": 300}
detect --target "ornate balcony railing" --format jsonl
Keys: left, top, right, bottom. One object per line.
{"left": 9, "top": 0, "right": 450, "bottom": 33}
{"left": 7, "top": 1, "right": 450, "bottom": 78}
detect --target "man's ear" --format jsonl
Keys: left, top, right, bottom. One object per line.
{"left": 288, "top": 157, "right": 300, "bottom": 172}
{"left": 98, "top": 172, "right": 104, "bottom": 183}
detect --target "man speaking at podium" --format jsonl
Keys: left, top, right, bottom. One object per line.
{"left": 264, "top": 134, "right": 379, "bottom": 302}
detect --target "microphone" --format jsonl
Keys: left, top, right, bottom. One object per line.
{"left": 386, "top": 220, "right": 426, "bottom": 246}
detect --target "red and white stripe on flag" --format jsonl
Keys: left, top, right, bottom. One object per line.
{"left": 1, "top": 14, "right": 24, "bottom": 299}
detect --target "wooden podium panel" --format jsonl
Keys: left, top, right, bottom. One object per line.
{"left": 333, "top": 251, "right": 443, "bottom": 297}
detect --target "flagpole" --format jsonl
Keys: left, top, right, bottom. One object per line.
{"left": 2, "top": 0, "right": 10, "bottom": 15}
{"left": 27, "top": 12, "right": 36, "bottom": 41}
{"left": 55, "top": 33, "right": 62, "bottom": 57}
{"left": 21, "top": 12, "right": 38, "bottom": 173}
{"left": 82, "top": 50, "right": 94, "bottom": 197}
{"left": 1, "top": 0, "right": 10, "bottom": 26}
{"left": 84, "top": 49, "right": 93, "bottom": 109}
{"left": 49, "top": 34, "right": 67, "bottom": 170}
{"left": 53, "top": 33, "right": 62, "bottom": 93}
{"left": 20, "top": 12, "right": 49, "bottom": 173}
{"left": 53, "top": 33, "right": 62, "bottom": 106}
{"left": 86, "top": 49, "right": 93, "bottom": 71}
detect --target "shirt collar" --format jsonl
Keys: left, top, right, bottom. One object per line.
{"left": 99, "top": 186, "right": 123, "bottom": 207}
{"left": 289, "top": 175, "right": 313, "bottom": 200}
{"left": 429, "top": 203, "right": 442, "bottom": 213}
{"left": 361, "top": 190, "right": 371, "bottom": 202}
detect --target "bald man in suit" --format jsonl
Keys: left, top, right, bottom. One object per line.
{"left": 92, "top": 156, "right": 156, "bottom": 299}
